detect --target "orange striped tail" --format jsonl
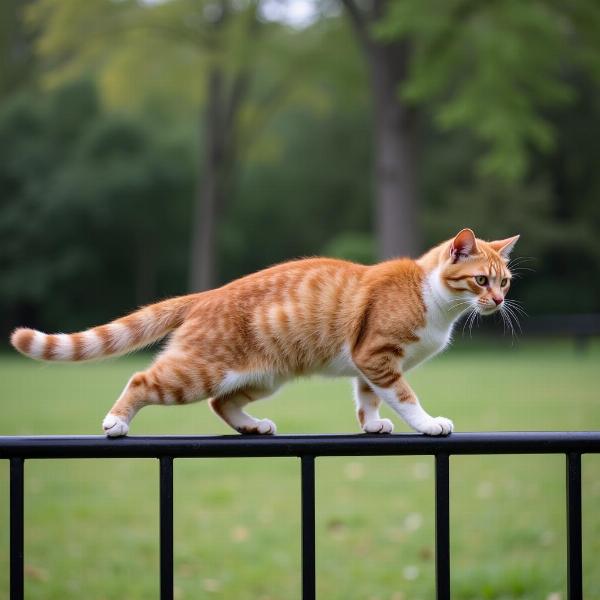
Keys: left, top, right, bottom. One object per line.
{"left": 10, "top": 295, "right": 196, "bottom": 362}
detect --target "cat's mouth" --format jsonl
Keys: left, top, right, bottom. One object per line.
{"left": 479, "top": 306, "right": 500, "bottom": 316}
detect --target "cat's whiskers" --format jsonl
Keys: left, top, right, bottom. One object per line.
{"left": 461, "top": 306, "right": 479, "bottom": 338}
{"left": 504, "top": 298, "right": 527, "bottom": 317}
{"left": 508, "top": 257, "right": 536, "bottom": 279}
{"left": 470, "top": 309, "right": 482, "bottom": 337}
{"left": 499, "top": 302, "right": 522, "bottom": 342}
{"left": 508, "top": 256, "right": 535, "bottom": 269}
{"left": 509, "top": 267, "right": 535, "bottom": 279}
{"left": 505, "top": 304, "right": 523, "bottom": 332}
{"left": 499, "top": 306, "right": 514, "bottom": 338}
{"left": 447, "top": 299, "right": 474, "bottom": 315}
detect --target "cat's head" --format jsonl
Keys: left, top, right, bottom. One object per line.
{"left": 439, "top": 228, "right": 520, "bottom": 316}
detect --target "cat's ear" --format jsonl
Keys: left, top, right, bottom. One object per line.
{"left": 450, "top": 228, "right": 478, "bottom": 263}
{"left": 490, "top": 235, "right": 520, "bottom": 260}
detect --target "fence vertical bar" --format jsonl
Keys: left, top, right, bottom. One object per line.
{"left": 160, "top": 456, "right": 174, "bottom": 600}
{"left": 10, "top": 457, "right": 24, "bottom": 600}
{"left": 301, "top": 455, "right": 316, "bottom": 600}
{"left": 566, "top": 453, "right": 582, "bottom": 600}
{"left": 435, "top": 453, "right": 450, "bottom": 600}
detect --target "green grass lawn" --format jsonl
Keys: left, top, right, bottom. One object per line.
{"left": 1, "top": 339, "right": 599, "bottom": 599}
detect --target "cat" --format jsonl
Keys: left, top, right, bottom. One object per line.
{"left": 10, "top": 228, "right": 519, "bottom": 438}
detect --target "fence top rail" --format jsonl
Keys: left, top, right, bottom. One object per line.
{"left": 1, "top": 431, "right": 599, "bottom": 459}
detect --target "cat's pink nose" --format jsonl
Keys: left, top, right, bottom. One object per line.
{"left": 492, "top": 296, "right": 503, "bottom": 306}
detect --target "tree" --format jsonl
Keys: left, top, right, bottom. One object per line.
{"left": 0, "top": 80, "right": 194, "bottom": 333}
{"left": 0, "top": 0, "right": 36, "bottom": 99}
{"left": 341, "top": 0, "right": 600, "bottom": 258}
{"left": 27, "top": 0, "right": 326, "bottom": 290}
{"left": 341, "top": 0, "right": 421, "bottom": 259}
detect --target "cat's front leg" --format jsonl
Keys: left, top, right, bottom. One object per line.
{"left": 356, "top": 375, "right": 452, "bottom": 436}
{"left": 370, "top": 376, "right": 453, "bottom": 436}
{"left": 353, "top": 344, "right": 454, "bottom": 435}
{"left": 353, "top": 377, "right": 394, "bottom": 433}
{"left": 353, "top": 349, "right": 453, "bottom": 436}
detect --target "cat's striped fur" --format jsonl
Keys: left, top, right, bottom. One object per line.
{"left": 11, "top": 229, "right": 519, "bottom": 437}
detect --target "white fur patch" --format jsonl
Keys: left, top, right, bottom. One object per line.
{"left": 53, "top": 334, "right": 74, "bottom": 360}
{"left": 102, "top": 414, "right": 129, "bottom": 437}
{"left": 401, "top": 269, "right": 470, "bottom": 372}
{"left": 82, "top": 330, "right": 103, "bottom": 358}
{"left": 363, "top": 418, "right": 394, "bottom": 434}
{"left": 106, "top": 323, "right": 132, "bottom": 352}
{"left": 28, "top": 331, "right": 47, "bottom": 359}
{"left": 216, "top": 370, "right": 281, "bottom": 397}
{"left": 369, "top": 383, "right": 453, "bottom": 435}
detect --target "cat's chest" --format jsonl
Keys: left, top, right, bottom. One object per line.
{"left": 401, "top": 319, "right": 453, "bottom": 372}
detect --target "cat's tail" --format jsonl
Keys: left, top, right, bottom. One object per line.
{"left": 10, "top": 295, "right": 197, "bottom": 362}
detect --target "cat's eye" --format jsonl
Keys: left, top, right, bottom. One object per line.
{"left": 501, "top": 278, "right": 508, "bottom": 287}
{"left": 475, "top": 275, "right": 488, "bottom": 286}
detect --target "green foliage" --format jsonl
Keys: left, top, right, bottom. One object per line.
{"left": 219, "top": 105, "right": 373, "bottom": 281}
{"left": 418, "top": 69, "right": 600, "bottom": 314}
{"left": 1, "top": 1, "right": 599, "bottom": 334}
{"left": 322, "top": 232, "right": 376, "bottom": 264}
{"left": 376, "top": 0, "right": 600, "bottom": 180}
{"left": 0, "top": 80, "right": 194, "bottom": 332}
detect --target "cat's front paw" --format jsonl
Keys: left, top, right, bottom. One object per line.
{"left": 102, "top": 414, "right": 129, "bottom": 437}
{"left": 363, "top": 418, "right": 394, "bottom": 434}
{"left": 421, "top": 416, "right": 454, "bottom": 436}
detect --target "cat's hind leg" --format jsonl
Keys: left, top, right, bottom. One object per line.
{"left": 354, "top": 377, "right": 394, "bottom": 433}
{"left": 102, "top": 357, "right": 209, "bottom": 437}
{"left": 209, "top": 387, "right": 278, "bottom": 434}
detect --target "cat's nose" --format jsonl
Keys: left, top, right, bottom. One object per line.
{"left": 492, "top": 296, "right": 503, "bottom": 306}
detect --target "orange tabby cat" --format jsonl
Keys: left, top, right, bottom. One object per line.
{"left": 11, "top": 228, "right": 519, "bottom": 437}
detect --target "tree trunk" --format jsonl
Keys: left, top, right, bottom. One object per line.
{"left": 188, "top": 54, "right": 251, "bottom": 292}
{"left": 0, "top": 0, "right": 35, "bottom": 99}
{"left": 341, "top": 0, "right": 421, "bottom": 259}
{"left": 189, "top": 68, "right": 226, "bottom": 292}
{"left": 369, "top": 42, "right": 420, "bottom": 259}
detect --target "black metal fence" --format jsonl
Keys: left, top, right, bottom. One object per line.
{"left": 2, "top": 431, "right": 600, "bottom": 600}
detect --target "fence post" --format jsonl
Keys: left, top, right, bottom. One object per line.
{"left": 160, "top": 456, "right": 174, "bottom": 600}
{"left": 10, "top": 457, "right": 24, "bottom": 600}
{"left": 566, "top": 453, "right": 582, "bottom": 600}
{"left": 435, "top": 453, "right": 450, "bottom": 600}
{"left": 301, "top": 455, "right": 316, "bottom": 600}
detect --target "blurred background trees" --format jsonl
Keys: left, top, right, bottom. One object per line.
{"left": 1, "top": 0, "right": 599, "bottom": 336}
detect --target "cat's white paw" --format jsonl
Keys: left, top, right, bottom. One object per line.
{"left": 102, "top": 414, "right": 129, "bottom": 437}
{"left": 421, "top": 416, "right": 454, "bottom": 436}
{"left": 363, "top": 418, "right": 394, "bottom": 434}
{"left": 238, "top": 419, "right": 277, "bottom": 435}
{"left": 257, "top": 419, "right": 277, "bottom": 435}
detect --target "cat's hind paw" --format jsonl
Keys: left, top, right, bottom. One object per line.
{"left": 363, "top": 418, "right": 394, "bottom": 434}
{"left": 237, "top": 418, "right": 277, "bottom": 435}
{"left": 102, "top": 414, "right": 129, "bottom": 437}
{"left": 422, "top": 416, "right": 454, "bottom": 436}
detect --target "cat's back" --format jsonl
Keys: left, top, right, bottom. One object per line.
{"left": 180, "top": 258, "right": 367, "bottom": 373}
{"left": 237, "top": 258, "right": 367, "bottom": 351}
